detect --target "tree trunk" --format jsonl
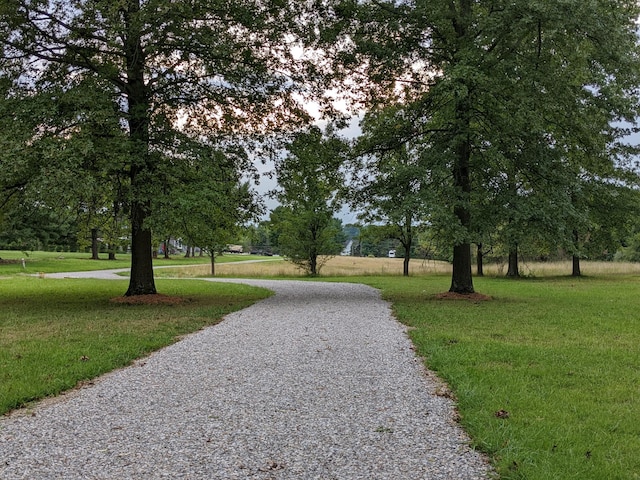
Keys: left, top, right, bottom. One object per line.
{"left": 310, "top": 254, "right": 318, "bottom": 276}
{"left": 126, "top": 202, "right": 156, "bottom": 295}
{"left": 108, "top": 245, "right": 116, "bottom": 261}
{"left": 449, "top": 121, "right": 474, "bottom": 293}
{"left": 403, "top": 252, "right": 410, "bottom": 276}
{"left": 507, "top": 243, "right": 519, "bottom": 277}
{"left": 308, "top": 225, "right": 319, "bottom": 276}
{"left": 164, "top": 239, "right": 170, "bottom": 259}
{"left": 572, "top": 230, "right": 581, "bottom": 277}
{"left": 402, "top": 214, "right": 412, "bottom": 277}
{"left": 448, "top": 112, "right": 474, "bottom": 293}
{"left": 451, "top": 243, "right": 474, "bottom": 293}
{"left": 448, "top": 0, "right": 474, "bottom": 295}
{"left": 124, "top": 0, "right": 156, "bottom": 296}
{"left": 572, "top": 255, "right": 581, "bottom": 277}
{"left": 402, "top": 236, "right": 411, "bottom": 277}
{"left": 210, "top": 255, "right": 215, "bottom": 276}
{"left": 184, "top": 245, "right": 191, "bottom": 258}
{"left": 476, "top": 243, "right": 484, "bottom": 276}
{"left": 90, "top": 228, "right": 99, "bottom": 260}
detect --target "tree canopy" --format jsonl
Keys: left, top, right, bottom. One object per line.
{"left": 351, "top": 105, "right": 441, "bottom": 275}
{"left": 2, "top": 1, "right": 640, "bottom": 293}
{"left": 340, "top": 0, "right": 640, "bottom": 292}
{"left": 272, "top": 126, "right": 348, "bottom": 275}
{"left": 0, "top": 0, "right": 326, "bottom": 295}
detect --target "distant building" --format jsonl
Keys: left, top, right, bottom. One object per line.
{"left": 388, "top": 249, "right": 396, "bottom": 258}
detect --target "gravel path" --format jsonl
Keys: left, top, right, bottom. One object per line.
{"left": 0, "top": 278, "right": 493, "bottom": 479}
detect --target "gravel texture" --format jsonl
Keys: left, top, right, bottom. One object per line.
{"left": 0, "top": 279, "right": 493, "bottom": 479}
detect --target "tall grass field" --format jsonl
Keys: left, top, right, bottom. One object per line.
{"left": 157, "top": 254, "right": 640, "bottom": 278}
{"left": 2, "top": 252, "right": 640, "bottom": 479}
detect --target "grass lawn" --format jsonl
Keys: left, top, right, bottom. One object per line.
{"left": 0, "top": 276, "right": 271, "bottom": 415}
{"left": 355, "top": 274, "right": 640, "bottom": 480}
{"left": 0, "top": 249, "right": 272, "bottom": 276}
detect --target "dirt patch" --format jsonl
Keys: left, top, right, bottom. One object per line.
{"left": 109, "top": 294, "right": 188, "bottom": 306}
{"left": 435, "top": 291, "right": 492, "bottom": 302}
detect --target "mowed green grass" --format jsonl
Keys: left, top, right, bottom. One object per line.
{"left": 0, "top": 277, "right": 271, "bottom": 415}
{"left": 0, "top": 249, "right": 265, "bottom": 275}
{"left": 355, "top": 274, "right": 640, "bottom": 480}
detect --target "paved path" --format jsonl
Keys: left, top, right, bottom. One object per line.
{"left": 0, "top": 275, "right": 492, "bottom": 479}
{"left": 43, "top": 258, "right": 282, "bottom": 280}
{"left": 45, "top": 268, "right": 130, "bottom": 279}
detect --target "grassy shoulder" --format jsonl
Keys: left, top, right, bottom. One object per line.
{"left": 354, "top": 274, "right": 640, "bottom": 480}
{"left": 0, "top": 277, "right": 271, "bottom": 415}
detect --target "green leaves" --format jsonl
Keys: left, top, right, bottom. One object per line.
{"left": 272, "top": 126, "right": 348, "bottom": 275}
{"left": 1, "top": 0, "right": 341, "bottom": 291}
{"left": 348, "top": 0, "right": 640, "bottom": 285}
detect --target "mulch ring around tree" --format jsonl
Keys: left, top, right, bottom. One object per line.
{"left": 435, "top": 292, "right": 493, "bottom": 302}
{"left": 109, "top": 294, "right": 188, "bottom": 306}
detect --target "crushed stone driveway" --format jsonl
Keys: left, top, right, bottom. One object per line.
{"left": 0, "top": 275, "right": 493, "bottom": 479}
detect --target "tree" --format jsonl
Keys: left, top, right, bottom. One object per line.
{"left": 76, "top": 198, "right": 129, "bottom": 260}
{"left": 276, "top": 212, "right": 346, "bottom": 275}
{"left": 0, "top": 76, "right": 59, "bottom": 215}
{"left": 0, "top": 201, "right": 77, "bottom": 251}
{"left": 336, "top": 0, "right": 640, "bottom": 293}
{"left": 245, "top": 222, "right": 277, "bottom": 256}
{"left": 273, "top": 127, "right": 347, "bottom": 275}
{"left": 0, "top": 69, "right": 134, "bottom": 258}
{"left": 1, "top": 0, "right": 324, "bottom": 295}
{"left": 616, "top": 218, "right": 640, "bottom": 263}
{"left": 180, "top": 182, "right": 259, "bottom": 276}
{"left": 152, "top": 150, "right": 263, "bottom": 276}
{"left": 353, "top": 224, "right": 396, "bottom": 258}
{"left": 570, "top": 176, "right": 640, "bottom": 272}
{"left": 352, "top": 106, "right": 436, "bottom": 276}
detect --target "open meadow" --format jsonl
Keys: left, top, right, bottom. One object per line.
{"left": 2, "top": 253, "right": 640, "bottom": 479}
{"left": 157, "top": 253, "right": 640, "bottom": 279}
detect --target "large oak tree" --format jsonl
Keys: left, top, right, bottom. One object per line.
{"left": 339, "top": 0, "right": 640, "bottom": 293}
{"left": 0, "top": 0, "right": 322, "bottom": 295}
